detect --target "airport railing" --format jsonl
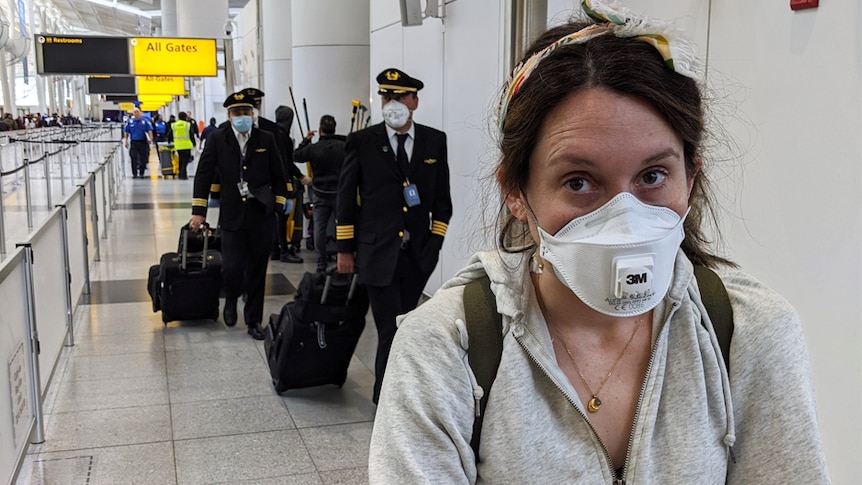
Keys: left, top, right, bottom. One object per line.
{"left": 0, "top": 125, "right": 121, "bottom": 485}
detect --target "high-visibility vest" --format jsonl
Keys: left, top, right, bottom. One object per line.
{"left": 173, "top": 120, "right": 194, "bottom": 150}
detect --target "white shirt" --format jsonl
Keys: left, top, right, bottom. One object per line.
{"left": 232, "top": 126, "right": 250, "bottom": 156}
{"left": 385, "top": 123, "right": 415, "bottom": 163}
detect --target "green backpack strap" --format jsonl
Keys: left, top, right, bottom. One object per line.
{"left": 463, "top": 275, "right": 503, "bottom": 460}
{"left": 693, "top": 265, "right": 735, "bottom": 372}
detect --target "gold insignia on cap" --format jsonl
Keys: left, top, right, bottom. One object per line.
{"left": 233, "top": 93, "right": 245, "bottom": 100}
{"left": 386, "top": 71, "right": 400, "bottom": 81}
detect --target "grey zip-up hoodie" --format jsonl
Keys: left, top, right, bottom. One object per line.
{"left": 369, "top": 250, "right": 829, "bottom": 484}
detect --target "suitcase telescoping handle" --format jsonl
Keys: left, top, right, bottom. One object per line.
{"left": 319, "top": 273, "right": 359, "bottom": 305}
{"left": 180, "top": 223, "right": 209, "bottom": 271}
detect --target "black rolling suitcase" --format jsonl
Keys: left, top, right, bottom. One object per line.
{"left": 264, "top": 271, "right": 369, "bottom": 393}
{"left": 155, "top": 227, "right": 222, "bottom": 324}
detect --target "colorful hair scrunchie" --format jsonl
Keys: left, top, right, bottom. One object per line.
{"left": 498, "top": 0, "right": 698, "bottom": 132}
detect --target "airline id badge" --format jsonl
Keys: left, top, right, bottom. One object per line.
{"left": 237, "top": 180, "right": 250, "bottom": 197}
{"left": 403, "top": 184, "right": 421, "bottom": 207}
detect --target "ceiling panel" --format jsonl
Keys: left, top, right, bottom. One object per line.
{"left": 45, "top": 0, "right": 250, "bottom": 37}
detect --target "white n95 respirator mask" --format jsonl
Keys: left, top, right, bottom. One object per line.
{"left": 535, "top": 192, "right": 688, "bottom": 317}
{"left": 382, "top": 100, "right": 410, "bottom": 129}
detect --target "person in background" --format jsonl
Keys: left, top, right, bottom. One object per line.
{"left": 368, "top": 2, "right": 830, "bottom": 483}
{"left": 336, "top": 68, "right": 452, "bottom": 404}
{"left": 293, "top": 114, "right": 346, "bottom": 272}
{"left": 152, "top": 113, "right": 168, "bottom": 149}
{"left": 172, "top": 112, "right": 194, "bottom": 180}
{"left": 188, "top": 91, "right": 288, "bottom": 340}
{"left": 270, "top": 102, "right": 311, "bottom": 263}
{"left": 200, "top": 117, "right": 218, "bottom": 151}
{"left": 123, "top": 107, "right": 152, "bottom": 179}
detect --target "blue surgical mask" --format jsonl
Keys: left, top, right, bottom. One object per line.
{"left": 232, "top": 115, "right": 253, "bottom": 133}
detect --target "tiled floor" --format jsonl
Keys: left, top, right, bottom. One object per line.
{"left": 14, "top": 155, "right": 378, "bottom": 484}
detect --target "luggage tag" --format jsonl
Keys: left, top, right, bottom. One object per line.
{"left": 403, "top": 183, "right": 421, "bottom": 207}
{"left": 237, "top": 180, "right": 250, "bottom": 197}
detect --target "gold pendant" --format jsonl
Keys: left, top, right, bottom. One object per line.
{"left": 587, "top": 396, "right": 602, "bottom": 413}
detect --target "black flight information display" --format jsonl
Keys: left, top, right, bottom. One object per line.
{"left": 36, "top": 34, "right": 130, "bottom": 75}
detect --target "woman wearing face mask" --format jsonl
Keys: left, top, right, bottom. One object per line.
{"left": 368, "top": 2, "right": 829, "bottom": 484}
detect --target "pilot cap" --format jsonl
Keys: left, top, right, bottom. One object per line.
{"left": 376, "top": 68, "right": 424, "bottom": 95}
{"left": 241, "top": 87, "right": 265, "bottom": 102}
{"left": 223, "top": 91, "right": 255, "bottom": 110}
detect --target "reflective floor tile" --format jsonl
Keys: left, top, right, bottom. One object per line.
{"left": 52, "top": 374, "right": 168, "bottom": 413}
{"left": 174, "top": 430, "right": 315, "bottom": 485}
{"left": 64, "top": 352, "right": 166, "bottom": 381}
{"left": 166, "top": 344, "right": 264, "bottom": 375}
{"left": 68, "top": 331, "right": 165, "bottom": 357}
{"left": 171, "top": 395, "right": 295, "bottom": 440}
{"left": 299, "top": 422, "right": 374, "bottom": 472}
{"left": 163, "top": 324, "right": 250, "bottom": 351}
{"left": 35, "top": 405, "right": 172, "bottom": 452}
{"left": 75, "top": 302, "right": 165, "bottom": 336}
{"left": 17, "top": 442, "right": 176, "bottom": 485}
{"left": 167, "top": 367, "right": 274, "bottom": 404}
{"left": 319, "top": 467, "right": 369, "bottom": 485}
{"left": 282, "top": 387, "right": 377, "bottom": 429}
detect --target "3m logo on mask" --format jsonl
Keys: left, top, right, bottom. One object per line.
{"left": 613, "top": 255, "right": 654, "bottom": 300}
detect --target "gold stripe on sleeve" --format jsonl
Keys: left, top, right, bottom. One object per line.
{"left": 431, "top": 220, "right": 448, "bottom": 237}
{"left": 192, "top": 198, "right": 208, "bottom": 207}
{"left": 336, "top": 225, "right": 354, "bottom": 240}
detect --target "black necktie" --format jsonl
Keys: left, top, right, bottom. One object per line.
{"left": 396, "top": 133, "right": 409, "bottom": 173}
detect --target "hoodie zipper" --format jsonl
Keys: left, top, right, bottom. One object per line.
{"left": 514, "top": 334, "right": 620, "bottom": 482}
{"left": 513, "top": 301, "right": 679, "bottom": 485}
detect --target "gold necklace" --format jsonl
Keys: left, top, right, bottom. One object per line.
{"left": 554, "top": 321, "right": 640, "bottom": 413}
{"left": 536, "top": 280, "right": 642, "bottom": 413}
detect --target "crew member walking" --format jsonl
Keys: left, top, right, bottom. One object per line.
{"left": 336, "top": 68, "right": 453, "bottom": 403}
{"left": 188, "top": 91, "right": 289, "bottom": 340}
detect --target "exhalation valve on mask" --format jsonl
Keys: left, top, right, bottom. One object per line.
{"left": 534, "top": 192, "right": 689, "bottom": 318}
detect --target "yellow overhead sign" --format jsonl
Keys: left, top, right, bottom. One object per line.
{"left": 139, "top": 104, "right": 165, "bottom": 112}
{"left": 137, "top": 94, "right": 174, "bottom": 104}
{"left": 131, "top": 37, "right": 217, "bottom": 77}
{"left": 119, "top": 102, "right": 134, "bottom": 111}
{"left": 137, "top": 76, "right": 186, "bottom": 95}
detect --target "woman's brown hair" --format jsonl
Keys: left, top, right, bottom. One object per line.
{"left": 496, "top": 20, "right": 733, "bottom": 268}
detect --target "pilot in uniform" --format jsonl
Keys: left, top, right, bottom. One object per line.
{"left": 188, "top": 91, "right": 288, "bottom": 340}
{"left": 336, "top": 68, "right": 453, "bottom": 403}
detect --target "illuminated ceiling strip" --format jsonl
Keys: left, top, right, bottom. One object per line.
{"left": 75, "top": 0, "right": 154, "bottom": 19}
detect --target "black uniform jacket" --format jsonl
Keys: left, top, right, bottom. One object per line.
{"left": 192, "top": 125, "right": 288, "bottom": 231}
{"left": 335, "top": 122, "right": 452, "bottom": 287}
{"left": 293, "top": 134, "right": 347, "bottom": 196}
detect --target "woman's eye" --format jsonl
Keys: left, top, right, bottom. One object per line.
{"left": 565, "top": 177, "right": 593, "bottom": 192}
{"left": 641, "top": 170, "right": 667, "bottom": 186}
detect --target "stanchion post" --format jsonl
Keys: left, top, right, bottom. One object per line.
{"left": 57, "top": 204, "right": 75, "bottom": 347}
{"left": 89, "top": 175, "right": 101, "bottom": 262}
{"left": 77, "top": 183, "right": 91, "bottom": 295}
{"left": 0, "top": 148, "right": 6, "bottom": 256}
{"left": 100, "top": 167, "right": 109, "bottom": 229}
{"left": 23, "top": 158, "right": 33, "bottom": 229}
{"left": 44, "top": 152, "right": 53, "bottom": 210}
{"left": 18, "top": 243, "right": 45, "bottom": 444}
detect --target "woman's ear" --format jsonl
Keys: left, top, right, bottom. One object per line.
{"left": 505, "top": 190, "right": 529, "bottom": 222}
{"left": 687, "top": 155, "right": 703, "bottom": 196}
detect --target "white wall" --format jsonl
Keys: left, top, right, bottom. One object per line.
{"left": 369, "top": 0, "right": 859, "bottom": 482}
{"left": 261, "top": 0, "right": 293, "bottom": 132}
